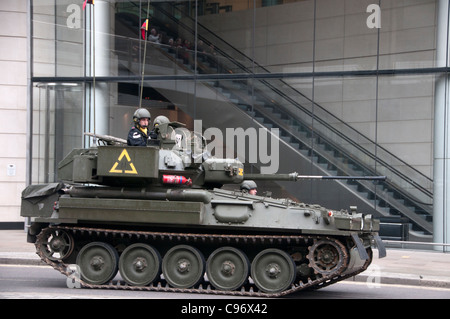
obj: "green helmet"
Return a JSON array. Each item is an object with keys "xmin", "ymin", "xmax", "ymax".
[
  {"xmin": 133, "ymin": 108, "xmax": 151, "ymax": 120},
  {"xmin": 240, "ymin": 180, "xmax": 257, "ymax": 192},
  {"xmin": 133, "ymin": 108, "xmax": 151, "ymax": 128},
  {"xmin": 153, "ymin": 115, "xmax": 170, "ymax": 128}
]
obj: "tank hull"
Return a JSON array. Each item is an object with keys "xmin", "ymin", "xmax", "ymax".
[{"xmin": 23, "ymin": 183, "xmax": 384, "ymax": 297}]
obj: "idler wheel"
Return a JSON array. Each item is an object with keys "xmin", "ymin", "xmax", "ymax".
[
  {"xmin": 76, "ymin": 242, "xmax": 119, "ymax": 285},
  {"xmin": 206, "ymin": 247, "xmax": 250, "ymax": 291},
  {"xmin": 250, "ymin": 248, "xmax": 296, "ymax": 293},
  {"xmin": 308, "ymin": 239, "xmax": 348, "ymax": 275},
  {"xmin": 119, "ymin": 243, "xmax": 161, "ymax": 286},
  {"xmin": 162, "ymin": 245, "xmax": 205, "ymax": 288},
  {"xmin": 39, "ymin": 228, "xmax": 74, "ymax": 261}
]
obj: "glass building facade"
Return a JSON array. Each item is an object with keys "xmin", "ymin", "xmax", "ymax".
[{"xmin": 28, "ymin": 0, "xmax": 450, "ymax": 248}]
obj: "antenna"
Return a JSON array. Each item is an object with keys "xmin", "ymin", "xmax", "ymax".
[
  {"xmin": 83, "ymin": 1, "xmax": 97, "ymax": 143},
  {"xmin": 92, "ymin": 3, "xmax": 96, "ymax": 137},
  {"xmin": 139, "ymin": 1, "xmax": 151, "ymax": 109}
]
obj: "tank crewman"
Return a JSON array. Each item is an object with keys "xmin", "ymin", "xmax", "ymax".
[
  {"xmin": 152, "ymin": 115, "xmax": 170, "ymax": 135},
  {"xmin": 127, "ymin": 108, "xmax": 158, "ymax": 146},
  {"xmin": 240, "ymin": 180, "xmax": 258, "ymax": 195}
]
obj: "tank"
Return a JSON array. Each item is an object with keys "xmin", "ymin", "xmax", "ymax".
[{"xmin": 21, "ymin": 121, "xmax": 386, "ymax": 297}]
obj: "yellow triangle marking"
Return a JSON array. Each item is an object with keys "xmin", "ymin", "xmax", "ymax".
[
  {"xmin": 124, "ymin": 163, "xmax": 138, "ymax": 174},
  {"xmin": 109, "ymin": 162, "xmax": 122, "ymax": 173},
  {"xmin": 109, "ymin": 149, "xmax": 138, "ymax": 174},
  {"xmin": 118, "ymin": 149, "xmax": 131, "ymax": 162}
]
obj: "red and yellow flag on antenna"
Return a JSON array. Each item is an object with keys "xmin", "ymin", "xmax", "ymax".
[
  {"xmin": 83, "ymin": 0, "xmax": 94, "ymax": 10},
  {"xmin": 141, "ymin": 19, "xmax": 149, "ymax": 40}
]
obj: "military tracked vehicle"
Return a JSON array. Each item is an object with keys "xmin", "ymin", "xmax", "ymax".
[{"xmin": 21, "ymin": 120, "xmax": 386, "ymax": 297}]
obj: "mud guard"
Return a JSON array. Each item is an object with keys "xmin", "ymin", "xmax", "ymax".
[
  {"xmin": 351, "ymin": 234, "xmax": 369, "ymax": 261},
  {"xmin": 373, "ymin": 234, "xmax": 387, "ymax": 258}
]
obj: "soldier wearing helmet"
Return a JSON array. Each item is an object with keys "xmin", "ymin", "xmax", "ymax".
[
  {"xmin": 240, "ymin": 180, "xmax": 258, "ymax": 195},
  {"xmin": 152, "ymin": 115, "xmax": 170, "ymax": 136},
  {"xmin": 127, "ymin": 108, "xmax": 157, "ymax": 146},
  {"xmin": 153, "ymin": 115, "xmax": 170, "ymax": 128}
]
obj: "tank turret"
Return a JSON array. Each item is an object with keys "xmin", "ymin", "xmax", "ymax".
[
  {"xmin": 64, "ymin": 130, "xmax": 386, "ymax": 189},
  {"xmin": 57, "ymin": 139, "xmax": 244, "ymax": 188},
  {"xmin": 21, "ymin": 122, "xmax": 386, "ymax": 297}
]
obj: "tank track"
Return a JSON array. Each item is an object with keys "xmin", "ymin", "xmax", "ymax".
[{"xmin": 35, "ymin": 225, "xmax": 372, "ymax": 297}]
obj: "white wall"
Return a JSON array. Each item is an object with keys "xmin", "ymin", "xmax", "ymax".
[{"xmin": 0, "ymin": 0, "xmax": 28, "ymax": 223}]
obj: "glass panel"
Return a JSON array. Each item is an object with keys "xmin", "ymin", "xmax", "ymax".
[
  {"xmin": 56, "ymin": 0, "xmax": 84, "ymax": 77},
  {"xmin": 379, "ymin": 0, "xmax": 437, "ymax": 69},
  {"xmin": 315, "ymin": 0, "xmax": 379, "ymax": 72},
  {"xmin": 253, "ymin": 0, "xmax": 314, "ymax": 73},
  {"xmin": 115, "ymin": 1, "xmax": 248, "ymax": 77},
  {"xmin": 32, "ymin": 0, "xmax": 85, "ymax": 77},
  {"xmin": 377, "ymin": 74, "xmax": 434, "ymax": 203},
  {"xmin": 32, "ymin": 83, "xmax": 83, "ymax": 184},
  {"xmin": 196, "ymin": 2, "xmax": 255, "ymax": 74},
  {"xmin": 32, "ymin": 0, "xmax": 57, "ymax": 77}
]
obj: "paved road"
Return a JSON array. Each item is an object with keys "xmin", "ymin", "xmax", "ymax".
[{"xmin": 1, "ymin": 264, "xmax": 449, "ymax": 300}]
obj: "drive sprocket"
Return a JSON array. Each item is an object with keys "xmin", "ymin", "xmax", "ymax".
[{"xmin": 307, "ymin": 238, "xmax": 348, "ymax": 275}]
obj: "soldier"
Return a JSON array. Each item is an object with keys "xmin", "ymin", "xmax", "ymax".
[
  {"xmin": 153, "ymin": 115, "xmax": 170, "ymax": 134},
  {"xmin": 240, "ymin": 180, "xmax": 258, "ymax": 195},
  {"xmin": 127, "ymin": 108, "xmax": 157, "ymax": 146}
]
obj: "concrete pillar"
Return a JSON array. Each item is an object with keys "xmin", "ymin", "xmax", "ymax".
[
  {"xmin": 85, "ymin": 0, "xmax": 111, "ymax": 138},
  {"xmin": 433, "ymin": 0, "xmax": 450, "ymax": 251}
]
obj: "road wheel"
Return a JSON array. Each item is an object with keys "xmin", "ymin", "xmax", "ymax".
[
  {"xmin": 206, "ymin": 247, "xmax": 249, "ymax": 291},
  {"xmin": 162, "ymin": 245, "xmax": 205, "ymax": 288},
  {"xmin": 251, "ymin": 248, "xmax": 296, "ymax": 293},
  {"xmin": 76, "ymin": 242, "xmax": 119, "ymax": 285},
  {"xmin": 119, "ymin": 243, "xmax": 161, "ymax": 286}
]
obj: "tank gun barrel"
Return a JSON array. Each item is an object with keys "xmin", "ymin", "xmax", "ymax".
[
  {"xmin": 244, "ymin": 172, "xmax": 387, "ymax": 182},
  {"xmin": 244, "ymin": 173, "xmax": 299, "ymax": 181}
]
